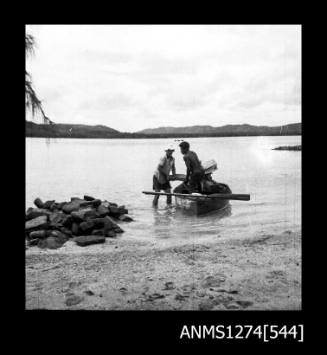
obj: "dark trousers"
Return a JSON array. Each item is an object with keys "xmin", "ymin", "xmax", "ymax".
[
  {"xmin": 153, "ymin": 176, "xmax": 172, "ymax": 204},
  {"xmin": 188, "ymin": 170, "xmax": 204, "ymax": 192},
  {"xmin": 173, "ymin": 170, "xmax": 204, "ymax": 194}
]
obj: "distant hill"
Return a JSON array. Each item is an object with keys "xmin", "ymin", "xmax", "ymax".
[
  {"xmin": 137, "ymin": 123, "xmax": 301, "ymax": 136},
  {"xmin": 26, "ymin": 121, "xmax": 301, "ymax": 138},
  {"xmin": 26, "ymin": 121, "xmax": 122, "ymax": 138}
]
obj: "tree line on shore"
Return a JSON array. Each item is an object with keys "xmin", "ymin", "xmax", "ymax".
[{"xmin": 26, "ymin": 121, "xmax": 302, "ymax": 139}]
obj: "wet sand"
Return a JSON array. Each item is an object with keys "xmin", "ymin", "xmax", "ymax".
[{"xmin": 25, "ymin": 230, "xmax": 301, "ymax": 310}]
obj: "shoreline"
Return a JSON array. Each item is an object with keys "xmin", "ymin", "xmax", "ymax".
[
  {"xmin": 26, "ymin": 134, "xmax": 302, "ymax": 139},
  {"xmin": 273, "ymin": 145, "xmax": 301, "ymax": 151},
  {"xmin": 26, "ymin": 229, "xmax": 301, "ymax": 310}
]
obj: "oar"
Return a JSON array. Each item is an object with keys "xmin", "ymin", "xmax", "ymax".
[{"xmin": 142, "ymin": 191, "xmax": 250, "ymax": 201}]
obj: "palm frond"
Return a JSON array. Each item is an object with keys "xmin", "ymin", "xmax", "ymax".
[
  {"xmin": 25, "ymin": 34, "xmax": 35, "ymax": 57},
  {"xmin": 25, "ymin": 75, "xmax": 43, "ymax": 117},
  {"xmin": 25, "ymin": 33, "xmax": 51, "ymax": 124}
]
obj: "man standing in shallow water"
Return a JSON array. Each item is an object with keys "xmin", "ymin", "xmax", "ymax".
[
  {"xmin": 175, "ymin": 141, "xmax": 204, "ymax": 193},
  {"xmin": 153, "ymin": 145, "xmax": 176, "ymax": 205}
]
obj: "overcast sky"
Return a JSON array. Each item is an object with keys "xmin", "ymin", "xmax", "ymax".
[{"xmin": 26, "ymin": 25, "xmax": 301, "ymax": 132}]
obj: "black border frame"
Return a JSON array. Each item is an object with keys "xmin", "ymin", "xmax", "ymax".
[{"xmin": 22, "ymin": 22, "xmax": 306, "ymax": 347}]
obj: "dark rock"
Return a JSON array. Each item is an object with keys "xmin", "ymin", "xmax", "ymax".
[
  {"xmin": 163, "ymin": 282, "xmax": 175, "ymax": 290},
  {"xmin": 60, "ymin": 227, "xmax": 73, "ymax": 237},
  {"xmin": 26, "ymin": 208, "xmax": 51, "ymax": 221},
  {"xmin": 84, "ymin": 195, "xmax": 96, "ymax": 201},
  {"xmin": 84, "ymin": 217, "xmax": 107, "ymax": 231},
  {"xmin": 101, "ymin": 201, "xmax": 110, "ymax": 208},
  {"xmin": 71, "ymin": 208, "xmax": 94, "ymax": 222},
  {"xmin": 97, "ymin": 204, "xmax": 109, "ymax": 217},
  {"xmin": 26, "ymin": 216, "xmax": 48, "ymax": 232},
  {"xmin": 62, "ymin": 200, "xmax": 84, "ymax": 214},
  {"xmin": 71, "ymin": 197, "xmax": 85, "ymax": 202},
  {"xmin": 216, "ymin": 289, "xmax": 239, "ymax": 294},
  {"xmin": 114, "ymin": 226, "xmax": 124, "ymax": 234},
  {"xmin": 48, "ymin": 230, "xmax": 68, "ymax": 243},
  {"xmin": 236, "ymin": 300, "xmax": 253, "ymax": 308},
  {"xmin": 84, "ymin": 209, "xmax": 98, "ymax": 220},
  {"xmin": 198, "ymin": 300, "xmax": 215, "ymax": 310},
  {"xmin": 196, "ymin": 291, "xmax": 206, "ymax": 297},
  {"xmin": 74, "ymin": 235, "xmax": 105, "ymax": 246},
  {"xmin": 92, "ymin": 229, "xmax": 105, "ymax": 236},
  {"xmin": 109, "ymin": 202, "xmax": 118, "ymax": 207},
  {"xmin": 65, "ymin": 294, "xmax": 84, "ymax": 306},
  {"xmin": 28, "ymin": 238, "xmax": 39, "ymax": 246},
  {"xmin": 118, "ymin": 214, "xmax": 133, "ymax": 222},
  {"xmin": 103, "ymin": 215, "xmax": 119, "ymax": 233},
  {"xmin": 108, "ymin": 205, "xmax": 120, "ymax": 216},
  {"xmin": 201, "ymin": 275, "xmax": 226, "ymax": 288},
  {"xmin": 49, "ymin": 202, "xmax": 58, "ymax": 211},
  {"xmin": 38, "ymin": 236, "xmax": 65, "ymax": 249},
  {"xmin": 147, "ymin": 293, "xmax": 165, "ymax": 301},
  {"xmin": 56, "ymin": 202, "xmax": 66, "ymax": 210},
  {"xmin": 71, "ymin": 222, "xmax": 80, "ymax": 236},
  {"xmin": 84, "ymin": 290, "xmax": 94, "ymax": 296},
  {"xmin": 34, "ymin": 198, "xmax": 44, "ymax": 208},
  {"xmin": 79, "ymin": 220, "xmax": 96, "ymax": 234},
  {"xmin": 29, "ymin": 230, "xmax": 47, "ymax": 239},
  {"xmin": 105, "ymin": 230, "xmax": 116, "ymax": 238},
  {"xmin": 62, "ymin": 215, "xmax": 73, "ymax": 228},
  {"xmin": 49, "ymin": 211, "xmax": 68, "ymax": 229},
  {"xmin": 118, "ymin": 206, "xmax": 128, "ymax": 214},
  {"xmin": 92, "ymin": 199, "xmax": 102, "ymax": 207},
  {"xmin": 225, "ymin": 303, "xmax": 240, "ymax": 310},
  {"xmin": 80, "ymin": 199, "xmax": 101, "ymax": 208},
  {"xmin": 91, "ymin": 217, "xmax": 106, "ymax": 228},
  {"xmin": 104, "ymin": 215, "xmax": 119, "ymax": 227},
  {"xmin": 43, "ymin": 200, "xmax": 56, "ymax": 209}
]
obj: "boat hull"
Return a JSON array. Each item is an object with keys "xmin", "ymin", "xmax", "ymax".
[{"xmin": 174, "ymin": 183, "xmax": 232, "ymax": 215}]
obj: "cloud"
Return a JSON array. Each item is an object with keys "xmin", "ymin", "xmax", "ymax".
[{"xmin": 26, "ymin": 25, "xmax": 301, "ymax": 130}]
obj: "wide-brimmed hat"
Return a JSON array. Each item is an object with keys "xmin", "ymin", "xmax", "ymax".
[{"xmin": 165, "ymin": 144, "xmax": 175, "ymax": 151}]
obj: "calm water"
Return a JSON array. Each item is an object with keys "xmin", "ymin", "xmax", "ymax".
[{"xmin": 26, "ymin": 136, "xmax": 301, "ymax": 243}]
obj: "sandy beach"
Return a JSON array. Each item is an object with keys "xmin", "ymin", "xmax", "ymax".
[{"xmin": 26, "ymin": 229, "xmax": 301, "ymax": 310}]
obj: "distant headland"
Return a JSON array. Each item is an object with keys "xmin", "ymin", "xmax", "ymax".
[
  {"xmin": 273, "ymin": 145, "xmax": 301, "ymax": 151},
  {"xmin": 26, "ymin": 121, "xmax": 301, "ymax": 139}
]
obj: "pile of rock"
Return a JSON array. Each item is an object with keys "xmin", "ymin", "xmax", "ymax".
[{"xmin": 25, "ymin": 195, "xmax": 133, "ymax": 249}]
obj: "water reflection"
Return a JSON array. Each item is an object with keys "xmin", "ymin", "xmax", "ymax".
[
  {"xmin": 152, "ymin": 205, "xmax": 175, "ymax": 223},
  {"xmin": 45, "ymin": 137, "xmax": 58, "ymax": 147},
  {"xmin": 202, "ymin": 203, "xmax": 232, "ymax": 219},
  {"xmin": 151, "ymin": 202, "xmax": 232, "ymax": 239}
]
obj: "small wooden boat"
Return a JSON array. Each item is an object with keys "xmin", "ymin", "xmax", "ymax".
[
  {"xmin": 143, "ymin": 183, "xmax": 250, "ymax": 216},
  {"xmin": 174, "ymin": 183, "xmax": 232, "ymax": 215}
]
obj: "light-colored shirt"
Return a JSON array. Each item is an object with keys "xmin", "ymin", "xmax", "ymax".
[{"xmin": 154, "ymin": 156, "xmax": 175, "ymax": 184}]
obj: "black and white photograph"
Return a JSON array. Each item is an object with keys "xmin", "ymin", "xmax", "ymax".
[{"xmin": 25, "ymin": 24, "xmax": 301, "ymax": 313}]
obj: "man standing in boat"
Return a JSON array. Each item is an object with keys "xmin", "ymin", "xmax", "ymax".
[
  {"xmin": 152, "ymin": 145, "xmax": 176, "ymax": 206},
  {"xmin": 175, "ymin": 141, "xmax": 204, "ymax": 193}
]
